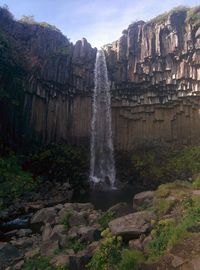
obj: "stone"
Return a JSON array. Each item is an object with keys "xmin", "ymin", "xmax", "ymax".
[
  {"xmin": 40, "ymin": 240, "xmax": 59, "ymax": 256},
  {"xmin": 171, "ymin": 255, "xmax": 186, "ymax": 268},
  {"xmin": 87, "ymin": 241, "xmax": 99, "ymax": 256},
  {"xmin": 11, "ymin": 238, "xmax": 33, "ymax": 249},
  {"xmin": 108, "ymin": 202, "xmax": 133, "ymax": 218},
  {"xmin": 133, "ymin": 191, "xmax": 154, "ymax": 209},
  {"xmin": 69, "ymin": 212, "xmax": 87, "ymax": 227},
  {"xmin": 77, "ymin": 225, "xmax": 101, "ymax": 242},
  {"xmin": 129, "ymin": 239, "xmax": 143, "ymax": 251},
  {"xmin": 109, "ymin": 211, "xmax": 156, "ymax": 239},
  {"xmin": 24, "ymin": 248, "xmax": 40, "ymax": 259},
  {"xmin": 16, "ymin": 229, "xmax": 32, "ymax": 237},
  {"xmin": 69, "ymin": 250, "xmax": 91, "ymax": 270},
  {"xmin": 13, "ymin": 260, "xmax": 24, "ymax": 270},
  {"xmin": 50, "ymin": 254, "xmax": 69, "ymax": 267},
  {"xmin": 31, "ymin": 207, "xmax": 57, "ymax": 224},
  {"xmin": 42, "ymin": 223, "xmax": 52, "ymax": 241},
  {"xmin": 0, "ymin": 242, "xmax": 21, "ymax": 265}
]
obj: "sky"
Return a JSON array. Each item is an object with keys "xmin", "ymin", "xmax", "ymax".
[{"xmin": 0, "ymin": 0, "xmax": 199, "ymax": 48}]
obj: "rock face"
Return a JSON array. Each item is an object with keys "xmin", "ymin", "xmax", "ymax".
[
  {"xmin": 0, "ymin": 6, "xmax": 200, "ymax": 149},
  {"xmin": 104, "ymin": 7, "xmax": 200, "ymax": 149}
]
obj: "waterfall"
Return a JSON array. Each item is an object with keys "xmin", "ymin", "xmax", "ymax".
[{"xmin": 90, "ymin": 49, "xmax": 116, "ymax": 187}]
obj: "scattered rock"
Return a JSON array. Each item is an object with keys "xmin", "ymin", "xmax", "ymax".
[
  {"xmin": 31, "ymin": 207, "xmax": 57, "ymax": 224},
  {"xmin": 40, "ymin": 240, "xmax": 59, "ymax": 256},
  {"xmin": 16, "ymin": 229, "xmax": 32, "ymax": 238},
  {"xmin": 109, "ymin": 211, "xmax": 156, "ymax": 239},
  {"xmin": 171, "ymin": 255, "xmax": 186, "ymax": 268},
  {"xmin": 0, "ymin": 242, "xmax": 22, "ymax": 266},
  {"xmin": 50, "ymin": 254, "xmax": 69, "ymax": 268},
  {"xmin": 24, "ymin": 248, "xmax": 40, "ymax": 259},
  {"xmin": 133, "ymin": 191, "xmax": 154, "ymax": 210},
  {"xmin": 69, "ymin": 212, "xmax": 87, "ymax": 227},
  {"xmin": 108, "ymin": 202, "xmax": 133, "ymax": 218},
  {"xmin": 42, "ymin": 223, "xmax": 52, "ymax": 241},
  {"xmin": 13, "ymin": 260, "xmax": 24, "ymax": 270},
  {"xmin": 69, "ymin": 250, "xmax": 91, "ymax": 270}
]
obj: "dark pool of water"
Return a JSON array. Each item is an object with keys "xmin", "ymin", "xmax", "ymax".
[{"xmin": 73, "ymin": 184, "xmax": 143, "ymax": 210}]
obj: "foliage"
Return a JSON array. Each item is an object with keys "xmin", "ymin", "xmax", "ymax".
[
  {"xmin": 22, "ymin": 255, "xmax": 68, "ymax": 270},
  {"xmin": 118, "ymin": 249, "xmax": 145, "ymax": 270},
  {"xmin": 148, "ymin": 6, "xmax": 188, "ymax": 24},
  {"xmin": 129, "ymin": 144, "xmax": 200, "ymax": 186},
  {"xmin": 27, "ymin": 143, "xmax": 89, "ymax": 190},
  {"xmin": 148, "ymin": 198, "xmax": 200, "ymax": 260},
  {"xmin": 88, "ymin": 229, "xmax": 122, "ymax": 270},
  {"xmin": 153, "ymin": 198, "xmax": 175, "ymax": 216},
  {"xmin": 61, "ymin": 211, "xmax": 73, "ymax": 230},
  {"xmin": 99, "ymin": 211, "xmax": 115, "ymax": 230},
  {"xmin": 192, "ymin": 175, "xmax": 200, "ymax": 189},
  {"xmin": 68, "ymin": 239, "xmax": 87, "ymax": 253},
  {"xmin": 0, "ymin": 155, "xmax": 37, "ymax": 209}
]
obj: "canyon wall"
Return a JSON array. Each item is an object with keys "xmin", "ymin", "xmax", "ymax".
[{"xmin": 0, "ymin": 6, "xmax": 200, "ymax": 150}]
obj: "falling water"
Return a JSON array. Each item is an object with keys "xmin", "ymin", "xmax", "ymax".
[{"xmin": 90, "ymin": 49, "xmax": 116, "ymax": 187}]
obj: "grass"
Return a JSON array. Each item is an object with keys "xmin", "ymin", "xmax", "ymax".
[{"xmin": 118, "ymin": 249, "xmax": 145, "ymax": 270}]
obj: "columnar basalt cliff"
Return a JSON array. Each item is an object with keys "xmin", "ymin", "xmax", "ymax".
[
  {"xmin": 0, "ymin": 7, "xmax": 96, "ymax": 146},
  {"xmin": 104, "ymin": 7, "xmax": 200, "ymax": 149},
  {"xmin": 0, "ymin": 6, "xmax": 199, "ymax": 150}
]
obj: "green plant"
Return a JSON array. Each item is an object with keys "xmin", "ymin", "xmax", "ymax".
[
  {"xmin": 192, "ymin": 175, "xmax": 200, "ymax": 189},
  {"xmin": 0, "ymin": 155, "xmax": 37, "ymax": 208},
  {"xmin": 88, "ymin": 228, "xmax": 122, "ymax": 270},
  {"xmin": 69, "ymin": 239, "xmax": 87, "ymax": 253},
  {"xmin": 22, "ymin": 255, "xmax": 69, "ymax": 270},
  {"xmin": 153, "ymin": 198, "xmax": 175, "ymax": 215},
  {"xmin": 118, "ymin": 249, "xmax": 145, "ymax": 270},
  {"xmin": 99, "ymin": 211, "xmax": 115, "ymax": 230},
  {"xmin": 61, "ymin": 211, "xmax": 73, "ymax": 230}
]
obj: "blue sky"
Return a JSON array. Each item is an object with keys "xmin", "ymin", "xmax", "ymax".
[{"xmin": 0, "ymin": 0, "xmax": 199, "ymax": 48}]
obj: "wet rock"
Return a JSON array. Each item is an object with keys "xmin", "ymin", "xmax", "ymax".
[
  {"xmin": 108, "ymin": 202, "xmax": 133, "ymax": 218},
  {"xmin": 109, "ymin": 211, "xmax": 156, "ymax": 239}
]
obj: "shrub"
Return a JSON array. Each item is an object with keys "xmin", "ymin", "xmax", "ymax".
[
  {"xmin": 68, "ymin": 239, "xmax": 87, "ymax": 253},
  {"xmin": 0, "ymin": 155, "xmax": 36, "ymax": 208},
  {"xmin": 192, "ymin": 175, "xmax": 200, "ymax": 189},
  {"xmin": 88, "ymin": 228, "xmax": 122, "ymax": 270},
  {"xmin": 118, "ymin": 249, "xmax": 145, "ymax": 270},
  {"xmin": 99, "ymin": 211, "xmax": 115, "ymax": 230},
  {"xmin": 27, "ymin": 143, "xmax": 89, "ymax": 191},
  {"xmin": 61, "ymin": 211, "xmax": 73, "ymax": 230}
]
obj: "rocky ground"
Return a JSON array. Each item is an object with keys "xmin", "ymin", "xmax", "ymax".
[{"xmin": 1, "ymin": 180, "xmax": 200, "ymax": 270}]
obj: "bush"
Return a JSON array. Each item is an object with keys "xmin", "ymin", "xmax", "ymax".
[
  {"xmin": 0, "ymin": 155, "xmax": 37, "ymax": 208},
  {"xmin": 27, "ymin": 144, "xmax": 89, "ymax": 191},
  {"xmin": 88, "ymin": 228, "xmax": 122, "ymax": 270},
  {"xmin": 61, "ymin": 210, "xmax": 73, "ymax": 230},
  {"xmin": 118, "ymin": 249, "xmax": 145, "ymax": 270}
]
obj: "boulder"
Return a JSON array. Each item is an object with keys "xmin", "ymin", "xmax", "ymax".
[
  {"xmin": 40, "ymin": 240, "xmax": 59, "ymax": 256},
  {"xmin": 50, "ymin": 254, "xmax": 69, "ymax": 268},
  {"xmin": 42, "ymin": 223, "xmax": 52, "ymax": 241},
  {"xmin": 69, "ymin": 250, "xmax": 91, "ymax": 270},
  {"xmin": 77, "ymin": 225, "xmax": 101, "ymax": 242},
  {"xmin": 109, "ymin": 211, "xmax": 156, "ymax": 239},
  {"xmin": 31, "ymin": 207, "xmax": 57, "ymax": 224},
  {"xmin": 108, "ymin": 202, "xmax": 133, "ymax": 218},
  {"xmin": 0, "ymin": 242, "xmax": 22, "ymax": 266},
  {"xmin": 16, "ymin": 229, "xmax": 32, "ymax": 237},
  {"xmin": 69, "ymin": 212, "xmax": 87, "ymax": 227},
  {"xmin": 133, "ymin": 191, "xmax": 154, "ymax": 209}
]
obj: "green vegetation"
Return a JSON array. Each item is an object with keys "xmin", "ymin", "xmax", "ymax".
[
  {"xmin": 19, "ymin": 15, "xmax": 60, "ymax": 31},
  {"xmin": 61, "ymin": 211, "xmax": 73, "ymax": 230},
  {"xmin": 148, "ymin": 197, "xmax": 200, "ymax": 261},
  {"xmin": 22, "ymin": 255, "xmax": 68, "ymax": 270},
  {"xmin": 148, "ymin": 6, "xmax": 188, "ymax": 24},
  {"xmin": 99, "ymin": 211, "xmax": 115, "ymax": 230},
  {"xmin": 192, "ymin": 175, "xmax": 200, "ymax": 189},
  {"xmin": 28, "ymin": 143, "xmax": 89, "ymax": 191},
  {"xmin": 118, "ymin": 249, "xmax": 145, "ymax": 270},
  {"xmin": 0, "ymin": 155, "xmax": 37, "ymax": 209},
  {"xmin": 128, "ymin": 144, "xmax": 200, "ymax": 186},
  {"xmin": 68, "ymin": 239, "xmax": 87, "ymax": 253},
  {"xmin": 88, "ymin": 229, "xmax": 122, "ymax": 270}
]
